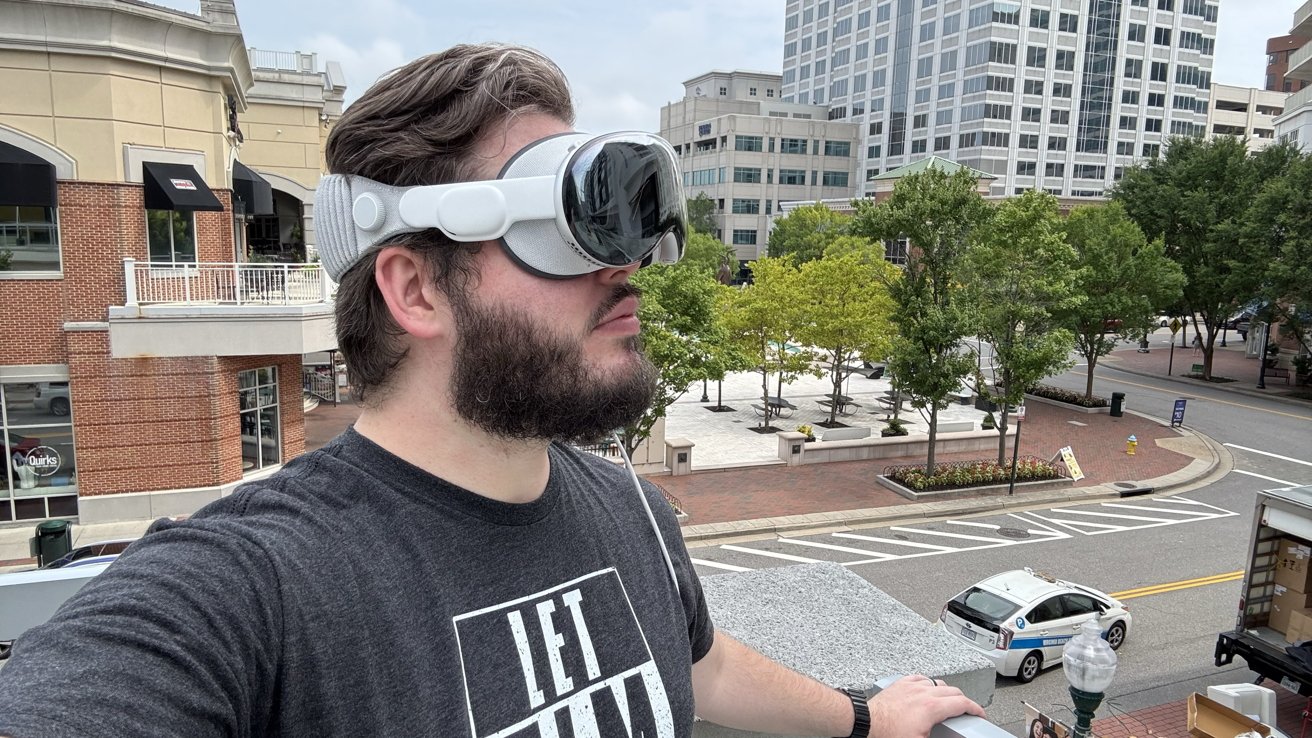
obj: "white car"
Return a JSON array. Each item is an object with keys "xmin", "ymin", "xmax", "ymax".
[
  {"xmin": 32, "ymin": 381, "xmax": 70, "ymax": 417},
  {"xmin": 939, "ymin": 568, "xmax": 1131, "ymax": 683}
]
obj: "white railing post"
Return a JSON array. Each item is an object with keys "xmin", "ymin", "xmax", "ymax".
[
  {"xmin": 123, "ymin": 258, "xmax": 138, "ymax": 306},
  {"xmin": 320, "ymin": 265, "xmax": 330, "ymax": 302},
  {"xmin": 282, "ymin": 263, "xmax": 290, "ymax": 303},
  {"xmin": 183, "ymin": 263, "xmax": 192, "ymax": 303},
  {"xmin": 233, "ymin": 262, "xmax": 243, "ymax": 305}
]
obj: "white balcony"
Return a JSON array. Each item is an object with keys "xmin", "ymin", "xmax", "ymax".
[
  {"xmin": 108, "ymin": 259, "xmax": 338, "ymax": 358},
  {"xmin": 1296, "ymin": 0, "xmax": 1312, "ymax": 37},
  {"xmin": 1290, "ymin": 41, "xmax": 1312, "ymax": 83}
]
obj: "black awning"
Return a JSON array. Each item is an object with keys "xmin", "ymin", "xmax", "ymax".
[
  {"xmin": 0, "ymin": 141, "xmax": 57, "ymax": 207},
  {"xmin": 142, "ymin": 161, "xmax": 224, "ymax": 212},
  {"xmin": 232, "ymin": 160, "xmax": 274, "ymax": 215}
]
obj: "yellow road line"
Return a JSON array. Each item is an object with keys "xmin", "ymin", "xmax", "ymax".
[
  {"xmin": 1094, "ymin": 374, "xmax": 1312, "ymax": 421},
  {"xmin": 1110, "ymin": 570, "xmax": 1244, "ymax": 600}
]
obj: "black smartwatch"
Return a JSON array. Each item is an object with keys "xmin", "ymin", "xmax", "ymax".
[{"xmin": 835, "ymin": 687, "xmax": 871, "ymax": 738}]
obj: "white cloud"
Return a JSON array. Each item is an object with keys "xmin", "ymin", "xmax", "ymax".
[{"xmin": 297, "ymin": 34, "xmax": 408, "ymax": 95}]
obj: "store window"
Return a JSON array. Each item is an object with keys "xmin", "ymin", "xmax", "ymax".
[
  {"xmin": 2, "ymin": 380, "xmax": 77, "ymax": 521},
  {"xmin": 146, "ymin": 210, "xmax": 197, "ymax": 264},
  {"xmin": 239, "ymin": 367, "xmax": 280, "ymax": 472}
]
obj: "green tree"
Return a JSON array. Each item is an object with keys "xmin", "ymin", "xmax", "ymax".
[
  {"xmin": 1113, "ymin": 137, "xmax": 1300, "ymax": 378},
  {"xmin": 686, "ymin": 192, "xmax": 718, "ymax": 234},
  {"xmin": 1242, "ymin": 150, "xmax": 1312, "ymax": 356},
  {"xmin": 622, "ymin": 263, "xmax": 738, "ymax": 455},
  {"xmin": 719, "ymin": 257, "xmax": 820, "ymax": 427},
  {"xmin": 1058, "ymin": 203, "xmax": 1185, "ymax": 400},
  {"xmin": 767, "ymin": 202, "xmax": 851, "ymax": 264},
  {"xmin": 793, "ymin": 250, "xmax": 899, "ymax": 424},
  {"xmin": 851, "ymin": 168, "xmax": 989, "ymax": 473},
  {"xmin": 679, "ymin": 230, "xmax": 736, "ymax": 279},
  {"xmin": 966, "ymin": 190, "xmax": 1080, "ymax": 464}
]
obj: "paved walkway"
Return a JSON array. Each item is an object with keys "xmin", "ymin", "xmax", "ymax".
[
  {"xmin": 1092, "ymin": 679, "xmax": 1307, "ymax": 738},
  {"xmin": 1103, "ymin": 326, "xmax": 1308, "ymax": 401}
]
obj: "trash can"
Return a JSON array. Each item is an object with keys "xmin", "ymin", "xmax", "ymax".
[
  {"xmin": 32, "ymin": 520, "xmax": 72, "ymax": 567},
  {"xmin": 1110, "ymin": 392, "xmax": 1126, "ymax": 418}
]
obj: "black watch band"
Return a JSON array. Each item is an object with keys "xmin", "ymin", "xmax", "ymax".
[{"xmin": 836, "ymin": 687, "xmax": 871, "ymax": 738}]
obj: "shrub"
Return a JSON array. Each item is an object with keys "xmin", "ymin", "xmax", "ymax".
[
  {"xmin": 1027, "ymin": 383, "xmax": 1108, "ymax": 408},
  {"xmin": 884, "ymin": 456, "xmax": 1064, "ymax": 492},
  {"xmin": 881, "ymin": 418, "xmax": 909, "ymax": 437}
]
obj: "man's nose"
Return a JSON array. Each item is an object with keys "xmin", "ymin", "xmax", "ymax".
[{"xmin": 593, "ymin": 261, "xmax": 642, "ymax": 285}]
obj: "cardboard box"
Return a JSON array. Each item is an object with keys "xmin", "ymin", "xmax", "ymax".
[
  {"xmin": 1270, "ymin": 585, "xmax": 1312, "ymax": 635},
  {"xmin": 1275, "ymin": 538, "xmax": 1312, "ymax": 592},
  {"xmin": 1187, "ymin": 693, "xmax": 1272, "ymax": 738},
  {"xmin": 1288, "ymin": 608, "xmax": 1312, "ymax": 644}
]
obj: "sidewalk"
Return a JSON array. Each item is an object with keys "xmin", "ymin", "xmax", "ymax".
[{"xmin": 1104, "ymin": 328, "xmax": 1309, "ymax": 402}]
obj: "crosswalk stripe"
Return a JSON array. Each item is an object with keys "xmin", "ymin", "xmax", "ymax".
[
  {"xmin": 1099, "ymin": 502, "xmax": 1216, "ymax": 518},
  {"xmin": 719, "ymin": 545, "xmax": 821, "ymax": 564},
  {"xmin": 1049, "ymin": 509, "xmax": 1174, "ymax": 523},
  {"xmin": 888, "ymin": 526, "xmax": 1010, "ymax": 543},
  {"xmin": 946, "ymin": 521, "xmax": 1001, "ymax": 530},
  {"xmin": 779, "ymin": 539, "xmax": 898, "ymax": 559},
  {"xmin": 690, "ymin": 558, "xmax": 751, "ymax": 572},
  {"xmin": 1042, "ymin": 518, "xmax": 1128, "ymax": 531},
  {"xmin": 1232, "ymin": 469, "xmax": 1301, "ymax": 487},
  {"xmin": 832, "ymin": 533, "xmax": 957, "ymax": 551}
]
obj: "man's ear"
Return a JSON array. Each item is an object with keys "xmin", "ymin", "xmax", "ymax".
[{"xmin": 373, "ymin": 246, "xmax": 449, "ymax": 339}]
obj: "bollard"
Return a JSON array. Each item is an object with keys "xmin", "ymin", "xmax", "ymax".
[{"xmin": 1126, "ymin": 435, "xmax": 1138, "ymax": 456}]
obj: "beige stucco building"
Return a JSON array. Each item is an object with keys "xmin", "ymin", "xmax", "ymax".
[{"xmin": 1205, "ymin": 83, "xmax": 1287, "ymax": 152}]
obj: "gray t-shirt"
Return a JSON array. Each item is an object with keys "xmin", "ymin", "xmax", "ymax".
[{"xmin": 0, "ymin": 429, "xmax": 714, "ymax": 737}]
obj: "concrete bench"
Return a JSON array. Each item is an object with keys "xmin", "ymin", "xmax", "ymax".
[
  {"xmin": 1264, "ymin": 366, "xmax": 1291, "ymax": 384},
  {"xmin": 820, "ymin": 426, "xmax": 872, "ymax": 442},
  {"xmin": 935, "ymin": 420, "xmax": 975, "ymax": 434},
  {"xmin": 950, "ymin": 390, "xmax": 972, "ymax": 405}
]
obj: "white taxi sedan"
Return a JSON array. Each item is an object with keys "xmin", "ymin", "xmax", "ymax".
[{"xmin": 939, "ymin": 568, "xmax": 1131, "ymax": 683}]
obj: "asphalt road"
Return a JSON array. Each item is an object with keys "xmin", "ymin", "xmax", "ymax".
[{"xmin": 690, "ymin": 338, "xmax": 1312, "ymax": 736}]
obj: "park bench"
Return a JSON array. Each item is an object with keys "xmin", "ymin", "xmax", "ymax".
[
  {"xmin": 1264, "ymin": 366, "xmax": 1292, "ymax": 385},
  {"xmin": 844, "ymin": 364, "xmax": 886, "ymax": 379},
  {"xmin": 817, "ymin": 398, "xmax": 863, "ymax": 416},
  {"xmin": 819, "ymin": 426, "xmax": 872, "ymax": 442}
]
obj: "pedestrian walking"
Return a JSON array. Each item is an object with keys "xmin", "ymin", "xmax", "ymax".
[
  {"xmin": 1192, "ymin": 333, "xmax": 1202, "ymax": 355},
  {"xmin": 0, "ymin": 43, "xmax": 982, "ymax": 738}
]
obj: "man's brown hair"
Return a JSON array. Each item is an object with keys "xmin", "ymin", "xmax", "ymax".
[{"xmin": 324, "ymin": 43, "xmax": 575, "ymax": 401}]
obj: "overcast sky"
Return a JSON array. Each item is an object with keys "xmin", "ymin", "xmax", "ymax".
[{"xmin": 166, "ymin": 0, "xmax": 1303, "ymax": 132}]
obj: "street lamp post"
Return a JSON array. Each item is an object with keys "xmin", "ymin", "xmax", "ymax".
[
  {"xmin": 1063, "ymin": 619, "xmax": 1119, "ymax": 738},
  {"xmin": 700, "ymin": 379, "xmax": 710, "ymax": 403},
  {"xmin": 1257, "ymin": 321, "xmax": 1268, "ymax": 390}
]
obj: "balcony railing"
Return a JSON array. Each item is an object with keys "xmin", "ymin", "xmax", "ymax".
[
  {"xmin": 123, "ymin": 259, "xmax": 333, "ymax": 307},
  {"xmin": 1285, "ymin": 84, "xmax": 1312, "ymax": 118},
  {"xmin": 1296, "ymin": 0, "xmax": 1312, "ymax": 37},
  {"xmin": 248, "ymin": 49, "xmax": 317, "ymax": 73},
  {"xmin": 1290, "ymin": 42, "xmax": 1312, "ymax": 83}
]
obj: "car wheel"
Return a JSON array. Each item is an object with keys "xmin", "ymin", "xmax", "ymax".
[
  {"xmin": 1106, "ymin": 621, "xmax": 1127, "ymax": 651},
  {"xmin": 1015, "ymin": 651, "xmax": 1042, "ymax": 683},
  {"xmin": 50, "ymin": 397, "xmax": 70, "ymax": 416}
]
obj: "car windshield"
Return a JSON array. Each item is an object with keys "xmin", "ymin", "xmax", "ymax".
[{"xmin": 952, "ymin": 587, "xmax": 1021, "ymax": 622}]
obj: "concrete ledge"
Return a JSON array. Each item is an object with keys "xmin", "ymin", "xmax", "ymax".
[
  {"xmin": 695, "ymin": 563, "xmax": 997, "ymax": 737},
  {"xmin": 798, "ymin": 427, "xmax": 1014, "ymax": 465},
  {"xmin": 875, "ymin": 474, "xmax": 1076, "ymax": 501}
]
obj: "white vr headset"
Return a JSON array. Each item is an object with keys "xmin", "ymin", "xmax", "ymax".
[{"xmin": 314, "ymin": 131, "xmax": 688, "ymax": 282}]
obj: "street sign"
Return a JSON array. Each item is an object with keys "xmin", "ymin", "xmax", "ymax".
[
  {"xmin": 1169, "ymin": 317, "xmax": 1182, "ymax": 335},
  {"xmin": 1057, "ymin": 446, "xmax": 1085, "ymax": 482},
  {"xmin": 1015, "ymin": 404, "xmax": 1026, "ymax": 422},
  {"xmin": 1171, "ymin": 399, "xmax": 1187, "ymax": 427}
]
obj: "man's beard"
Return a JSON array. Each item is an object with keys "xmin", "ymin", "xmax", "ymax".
[{"xmin": 448, "ymin": 284, "xmax": 657, "ymax": 443}]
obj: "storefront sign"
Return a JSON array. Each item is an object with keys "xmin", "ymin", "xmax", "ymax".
[{"xmin": 24, "ymin": 446, "xmax": 62, "ymax": 477}]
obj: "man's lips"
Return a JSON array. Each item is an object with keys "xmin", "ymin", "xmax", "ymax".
[{"xmin": 596, "ymin": 296, "xmax": 639, "ymax": 329}]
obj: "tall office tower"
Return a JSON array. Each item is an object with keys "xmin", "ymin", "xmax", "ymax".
[
  {"xmin": 660, "ymin": 70, "xmax": 861, "ymax": 261},
  {"xmin": 781, "ymin": 0, "xmax": 1219, "ymax": 199}
]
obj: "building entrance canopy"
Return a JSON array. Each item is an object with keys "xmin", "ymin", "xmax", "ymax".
[
  {"xmin": 0, "ymin": 142, "xmax": 57, "ymax": 207},
  {"xmin": 142, "ymin": 162, "xmax": 224, "ymax": 212}
]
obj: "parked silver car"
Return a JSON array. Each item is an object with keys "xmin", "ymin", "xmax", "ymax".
[{"xmin": 32, "ymin": 382, "xmax": 70, "ymax": 417}]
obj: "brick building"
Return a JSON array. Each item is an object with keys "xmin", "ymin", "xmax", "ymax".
[{"xmin": 0, "ymin": 0, "xmax": 344, "ymax": 523}]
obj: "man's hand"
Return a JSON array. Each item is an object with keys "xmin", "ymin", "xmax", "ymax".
[{"xmin": 867, "ymin": 674, "xmax": 987, "ymax": 738}]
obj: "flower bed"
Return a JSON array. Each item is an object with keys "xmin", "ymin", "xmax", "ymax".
[
  {"xmin": 883, "ymin": 456, "xmax": 1066, "ymax": 492},
  {"xmin": 1027, "ymin": 383, "xmax": 1108, "ymax": 408}
]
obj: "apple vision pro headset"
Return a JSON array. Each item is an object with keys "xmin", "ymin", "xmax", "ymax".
[{"xmin": 314, "ymin": 130, "xmax": 690, "ymax": 594}]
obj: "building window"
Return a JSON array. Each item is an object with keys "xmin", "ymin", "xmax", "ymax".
[
  {"xmin": 1154, "ymin": 27, "xmax": 1172, "ymax": 46},
  {"xmin": 1144, "ymin": 118, "xmax": 1163, "ymax": 133},
  {"xmin": 239, "ymin": 367, "xmax": 280, "ymax": 472},
  {"xmin": 1027, "ymin": 47, "xmax": 1047, "ymax": 68},
  {"xmin": 1, "ymin": 379, "xmax": 78, "ymax": 521},
  {"xmin": 821, "ymin": 171, "xmax": 850, "ymax": 187},
  {"xmin": 735, "ymin": 135, "xmax": 764, "ymax": 152},
  {"xmin": 1045, "ymin": 162, "xmax": 1066, "ymax": 177},
  {"xmin": 1018, "ymin": 134, "xmax": 1039, "ymax": 149},
  {"xmin": 749, "ymin": 87, "xmax": 758, "ymax": 96},
  {"xmin": 910, "ymin": 140, "xmax": 927, "ymax": 154},
  {"xmin": 1122, "ymin": 90, "xmax": 1140, "ymax": 104},
  {"xmin": 0, "ymin": 206, "xmax": 61, "ymax": 273},
  {"xmin": 1048, "ymin": 137, "xmax": 1068, "ymax": 151},
  {"xmin": 731, "ymin": 229, "xmax": 758, "ymax": 245},
  {"xmin": 1024, "ymin": 79, "xmax": 1044, "ymax": 95},
  {"xmin": 1127, "ymin": 24, "xmax": 1146, "ymax": 43},
  {"xmin": 731, "ymin": 199, "xmax": 760, "ymax": 214},
  {"xmin": 1119, "ymin": 115, "xmax": 1138, "ymax": 130},
  {"xmin": 1054, "ymin": 50, "xmax": 1075, "ymax": 72},
  {"xmin": 884, "ymin": 237, "xmax": 909, "ymax": 266},
  {"xmin": 1022, "ymin": 107, "xmax": 1042, "ymax": 122},
  {"xmin": 1016, "ymin": 161, "xmax": 1037, "ymax": 176},
  {"xmin": 1150, "ymin": 62, "xmax": 1169, "ymax": 82},
  {"xmin": 824, "ymin": 141, "xmax": 852, "ymax": 157},
  {"xmin": 1051, "ymin": 110, "xmax": 1071, "ymax": 125},
  {"xmin": 1142, "ymin": 143, "xmax": 1161, "ymax": 157},
  {"xmin": 733, "ymin": 167, "xmax": 762, "ymax": 184},
  {"xmin": 934, "ymin": 135, "xmax": 952, "ymax": 151},
  {"xmin": 780, "ymin": 137, "xmax": 808, "ymax": 155},
  {"xmin": 147, "ymin": 210, "xmax": 197, "ymax": 264},
  {"xmin": 912, "ymin": 114, "xmax": 928, "ymax": 129},
  {"xmin": 1052, "ymin": 83, "xmax": 1073, "ymax": 98},
  {"xmin": 779, "ymin": 169, "xmax": 807, "ymax": 185},
  {"xmin": 1057, "ymin": 13, "xmax": 1078, "ymax": 32},
  {"xmin": 1124, "ymin": 59, "xmax": 1143, "ymax": 79},
  {"xmin": 1030, "ymin": 9, "xmax": 1049, "ymax": 28},
  {"xmin": 1147, "ymin": 92, "xmax": 1165, "ymax": 108}
]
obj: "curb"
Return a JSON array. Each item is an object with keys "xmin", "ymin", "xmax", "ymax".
[
  {"xmin": 1102, "ymin": 356, "xmax": 1310, "ymax": 406},
  {"xmin": 681, "ymin": 419, "xmax": 1230, "ymax": 546}
]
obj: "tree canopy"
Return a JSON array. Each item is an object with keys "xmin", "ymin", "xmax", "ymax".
[
  {"xmin": 686, "ymin": 192, "xmax": 718, "ymax": 235},
  {"xmin": 767, "ymin": 202, "xmax": 852, "ymax": 264}
]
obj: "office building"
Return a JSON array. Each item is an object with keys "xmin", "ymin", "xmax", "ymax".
[
  {"xmin": 0, "ymin": 0, "xmax": 343, "ymax": 522},
  {"xmin": 1275, "ymin": 2, "xmax": 1312, "ymax": 150},
  {"xmin": 781, "ymin": 0, "xmax": 1219, "ymax": 198},
  {"xmin": 659, "ymin": 70, "xmax": 861, "ymax": 260},
  {"xmin": 1205, "ymin": 84, "xmax": 1286, "ymax": 152}
]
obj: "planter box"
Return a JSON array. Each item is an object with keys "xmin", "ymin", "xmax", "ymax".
[
  {"xmin": 781, "ymin": 427, "xmax": 1014, "ymax": 465},
  {"xmin": 1023, "ymin": 392, "xmax": 1110, "ymax": 414},
  {"xmin": 875, "ymin": 473, "xmax": 1075, "ymax": 502}
]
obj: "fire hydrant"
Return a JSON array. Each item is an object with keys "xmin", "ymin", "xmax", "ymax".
[{"xmin": 1126, "ymin": 435, "xmax": 1138, "ymax": 455}]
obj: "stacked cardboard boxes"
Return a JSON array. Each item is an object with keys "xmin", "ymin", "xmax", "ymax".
[{"xmin": 1272, "ymin": 537, "xmax": 1312, "ymax": 643}]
